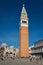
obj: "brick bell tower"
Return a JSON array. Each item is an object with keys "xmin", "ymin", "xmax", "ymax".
[{"xmin": 19, "ymin": 5, "xmax": 29, "ymax": 57}]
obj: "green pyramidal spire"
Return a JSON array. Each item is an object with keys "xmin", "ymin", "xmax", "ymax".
[{"xmin": 21, "ymin": 4, "xmax": 27, "ymax": 14}]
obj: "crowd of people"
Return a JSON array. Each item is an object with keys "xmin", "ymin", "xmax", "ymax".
[{"xmin": 29, "ymin": 55, "xmax": 42, "ymax": 62}]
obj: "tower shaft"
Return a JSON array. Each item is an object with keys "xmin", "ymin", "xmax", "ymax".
[{"xmin": 19, "ymin": 27, "xmax": 29, "ymax": 57}]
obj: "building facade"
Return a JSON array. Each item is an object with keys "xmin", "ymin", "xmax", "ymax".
[
  {"xmin": 0, "ymin": 43, "xmax": 16, "ymax": 58},
  {"xmin": 31, "ymin": 39, "xmax": 43, "ymax": 58}
]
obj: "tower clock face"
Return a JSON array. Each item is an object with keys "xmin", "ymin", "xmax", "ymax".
[{"xmin": 22, "ymin": 21, "xmax": 27, "ymax": 24}]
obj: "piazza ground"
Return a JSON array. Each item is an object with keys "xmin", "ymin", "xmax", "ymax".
[{"xmin": 0, "ymin": 58, "xmax": 43, "ymax": 65}]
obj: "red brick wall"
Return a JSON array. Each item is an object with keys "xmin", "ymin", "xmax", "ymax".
[{"xmin": 19, "ymin": 26, "xmax": 29, "ymax": 57}]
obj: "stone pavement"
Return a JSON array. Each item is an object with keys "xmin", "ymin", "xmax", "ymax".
[{"xmin": 0, "ymin": 58, "xmax": 43, "ymax": 65}]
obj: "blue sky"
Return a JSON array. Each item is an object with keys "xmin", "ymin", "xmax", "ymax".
[{"xmin": 0, "ymin": 0, "xmax": 43, "ymax": 48}]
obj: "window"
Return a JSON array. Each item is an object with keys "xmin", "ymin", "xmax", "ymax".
[
  {"xmin": 22, "ymin": 21, "xmax": 27, "ymax": 23},
  {"xmin": 10, "ymin": 52, "xmax": 12, "ymax": 54}
]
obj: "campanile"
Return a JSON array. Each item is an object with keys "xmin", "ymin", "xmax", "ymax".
[{"xmin": 19, "ymin": 5, "xmax": 29, "ymax": 57}]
